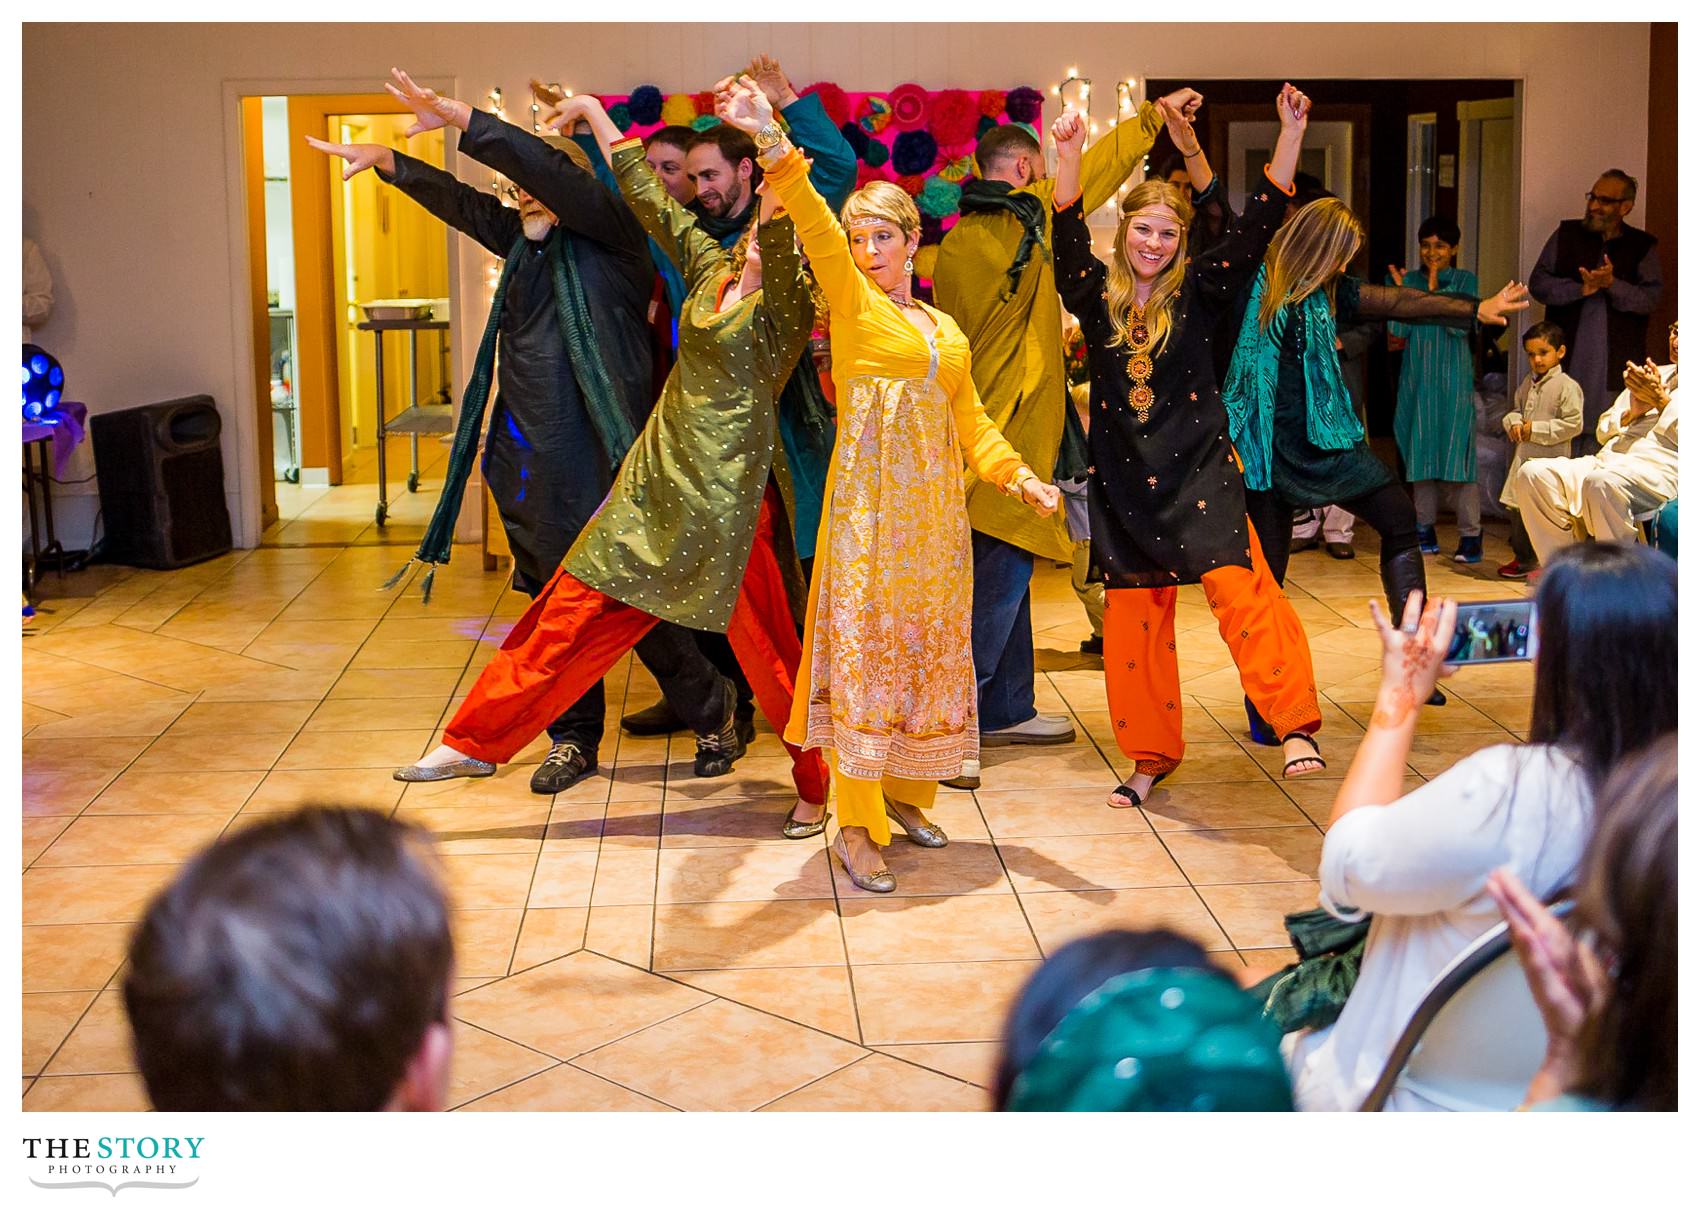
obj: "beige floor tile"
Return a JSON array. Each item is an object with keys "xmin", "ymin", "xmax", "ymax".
[
  {"xmin": 35, "ymin": 813, "xmax": 235, "ymax": 867},
  {"xmin": 997, "ymin": 833, "xmax": 1187, "ymax": 894},
  {"xmin": 676, "ymin": 965, "xmax": 859, "ymax": 1039},
  {"xmin": 195, "ymin": 668, "xmax": 342, "ymax": 702},
  {"xmin": 1406, "ymin": 731, "xmax": 1517, "ymax": 778},
  {"xmin": 655, "ymin": 844, "xmax": 835, "ymax": 904},
  {"xmin": 453, "ymin": 908, "xmax": 524, "ymax": 980},
  {"xmin": 22, "ymin": 1072, "xmax": 151, "ymax": 1112},
  {"xmin": 23, "ymin": 768, "xmax": 120, "ymax": 816},
  {"xmin": 130, "ymin": 732, "xmax": 293, "ymax": 773},
  {"xmin": 453, "ymin": 952, "xmax": 711, "ymax": 1060},
  {"xmin": 971, "ymin": 745, "xmax": 1116, "ymax": 790},
  {"xmin": 442, "ymin": 1022, "xmax": 557, "ymax": 1109},
  {"xmin": 839, "ymin": 893, "xmax": 1039, "ymax": 966},
  {"xmin": 1161, "ymin": 827, "xmax": 1323, "ymax": 885},
  {"xmin": 301, "ymin": 696, "xmax": 450, "ymax": 733},
  {"xmin": 23, "ymin": 991, "xmax": 99, "ymax": 1076},
  {"xmin": 23, "ymin": 736, "xmax": 151, "ymax": 771},
  {"xmin": 851, "ymin": 960, "xmax": 1038, "ymax": 1045},
  {"xmin": 653, "ymin": 900, "xmax": 845, "ymax": 971},
  {"xmin": 831, "ymin": 837, "xmax": 1015, "ymax": 900},
  {"xmin": 165, "ymin": 699, "xmax": 318, "ymax": 736},
  {"xmin": 398, "ymin": 800, "xmax": 549, "ymax": 854},
  {"xmin": 524, "ymin": 851, "xmax": 599, "ymax": 908},
  {"xmin": 23, "ymin": 923, "xmax": 133, "ymax": 992},
  {"xmin": 585, "ymin": 904, "xmax": 655, "ymax": 967},
  {"xmin": 350, "ymin": 639, "xmax": 477, "ymax": 670},
  {"xmin": 511, "ymin": 908, "xmax": 590, "ymax": 970},
  {"xmin": 275, "ymin": 728, "xmax": 436, "ymax": 770},
  {"xmin": 26, "ymin": 699, "xmax": 192, "ymax": 740},
  {"xmin": 1139, "ymin": 780, "xmax": 1313, "ymax": 832},
  {"xmin": 1278, "ymin": 773, "xmax": 1426, "ymax": 828},
  {"xmin": 439, "ymin": 853, "xmax": 539, "ymax": 909},
  {"xmin": 590, "ymin": 847, "xmax": 660, "ymax": 906},
  {"xmin": 1019, "ymin": 885, "xmax": 1231, "ymax": 953},
  {"xmin": 43, "ymin": 990, "xmax": 133, "ymax": 1075},
  {"xmin": 575, "ymin": 998, "xmax": 867, "ymax": 1112},
  {"xmin": 457, "ymin": 1063, "xmax": 675, "ymax": 1111},
  {"xmin": 327, "ymin": 666, "xmax": 464, "ymax": 699},
  {"xmin": 23, "ymin": 816, "xmax": 74, "ymax": 865},
  {"xmin": 242, "ymin": 768, "xmax": 407, "ymax": 814},
  {"xmin": 86, "ymin": 770, "xmax": 265, "ymax": 816},
  {"xmin": 761, "ymin": 1052, "xmax": 986, "ymax": 1111},
  {"xmin": 1159, "ymin": 741, "xmax": 1273, "ymax": 785},
  {"xmin": 1196, "ymin": 882, "xmax": 1320, "ymax": 950},
  {"xmin": 879, "ymin": 1041, "xmax": 1000, "ymax": 1088},
  {"xmin": 24, "ymin": 864, "xmax": 179, "ymax": 925},
  {"xmin": 974, "ymin": 788, "xmax": 1151, "ymax": 838},
  {"xmin": 659, "ymin": 797, "xmax": 814, "ymax": 848}
]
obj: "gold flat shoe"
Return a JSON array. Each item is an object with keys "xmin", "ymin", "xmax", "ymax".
[
  {"xmin": 885, "ymin": 795, "xmax": 948, "ymax": 848},
  {"xmin": 392, "ymin": 757, "xmax": 497, "ymax": 782},
  {"xmin": 782, "ymin": 801, "xmax": 830, "ymax": 840},
  {"xmin": 831, "ymin": 834, "xmax": 896, "ymax": 894}
]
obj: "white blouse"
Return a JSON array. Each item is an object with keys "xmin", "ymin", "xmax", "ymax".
[{"xmin": 1286, "ymin": 743, "xmax": 1592, "ymax": 1112}]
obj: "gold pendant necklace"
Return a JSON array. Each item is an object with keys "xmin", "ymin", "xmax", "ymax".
[{"xmin": 1125, "ymin": 300, "xmax": 1155, "ymax": 425}]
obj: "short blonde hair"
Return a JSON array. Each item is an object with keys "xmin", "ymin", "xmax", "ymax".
[{"xmin": 840, "ymin": 180, "xmax": 920, "ymax": 241}]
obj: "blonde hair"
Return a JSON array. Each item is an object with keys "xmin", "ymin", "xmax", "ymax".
[
  {"xmin": 1104, "ymin": 180, "xmax": 1193, "ymax": 357},
  {"xmin": 840, "ymin": 181, "xmax": 921, "ymax": 241},
  {"xmin": 1256, "ymin": 197, "xmax": 1365, "ymax": 331}
]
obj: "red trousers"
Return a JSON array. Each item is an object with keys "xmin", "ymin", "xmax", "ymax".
[
  {"xmin": 1103, "ymin": 516, "xmax": 1320, "ymax": 776},
  {"xmin": 443, "ymin": 491, "xmax": 830, "ymax": 805}
]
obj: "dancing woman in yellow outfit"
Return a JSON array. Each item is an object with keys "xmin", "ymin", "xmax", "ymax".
[{"xmin": 719, "ymin": 78, "xmax": 1060, "ymax": 893}]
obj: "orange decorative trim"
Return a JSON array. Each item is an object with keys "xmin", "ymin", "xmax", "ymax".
[{"xmin": 1263, "ymin": 164, "xmax": 1297, "ymax": 196}]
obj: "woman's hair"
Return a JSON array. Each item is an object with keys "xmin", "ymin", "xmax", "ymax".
[
  {"xmin": 840, "ymin": 180, "xmax": 920, "ymax": 241},
  {"xmin": 1256, "ymin": 196, "xmax": 1365, "ymax": 330},
  {"xmin": 1570, "ymin": 734, "xmax": 1677, "ymax": 1110},
  {"xmin": 1527, "ymin": 542, "xmax": 1678, "ymax": 790},
  {"xmin": 992, "ymin": 928, "xmax": 1216, "ymax": 1110},
  {"xmin": 1104, "ymin": 180, "xmax": 1194, "ymax": 356}
]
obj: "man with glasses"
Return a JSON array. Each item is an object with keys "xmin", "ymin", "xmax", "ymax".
[{"xmin": 1530, "ymin": 170, "xmax": 1663, "ymax": 454}]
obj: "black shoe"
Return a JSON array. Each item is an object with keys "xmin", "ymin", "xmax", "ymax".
[
  {"xmin": 735, "ymin": 698, "xmax": 757, "ymax": 748},
  {"xmin": 530, "ymin": 742, "xmax": 597, "ymax": 794},
  {"xmin": 1324, "ymin": 542, "xmax": 1356, "ymax": 560},
  {"xmin": 1291, "ymin": 535, "xmax": 1321, "ymax": 553},
  {"xmin": 1078, "ymin": 635, "xmax": 1103, "ymax": 655},
  {"xmin": 621, "ymin": 699, "xmax": 685, "ymax": 736},
  {"xmin": 694, "ymin": 709, "xmax": 748, "ymax": 778}
]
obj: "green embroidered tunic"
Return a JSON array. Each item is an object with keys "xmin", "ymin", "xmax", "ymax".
[{"xmin": 562, "ymin": 142, "xmax": 811, "ymax": 632}]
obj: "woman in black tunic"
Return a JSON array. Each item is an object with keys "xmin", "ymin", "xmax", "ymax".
[
  {"xmin": 1052, "ymin": 86, "xmax": 1324, "ymax": 809},
  {"xmin": 1220, "ymin": 200, "xmax": 1529, "ymax": 708}
]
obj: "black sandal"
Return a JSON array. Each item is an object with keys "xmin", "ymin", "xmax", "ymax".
[
  {"xmin": 1107, "ymin": 770, "xmax": 1168, "ymax": 808},
  {"xmin": 1281, "ymin": 732, "xmax": 1326, "ymax": 778}
]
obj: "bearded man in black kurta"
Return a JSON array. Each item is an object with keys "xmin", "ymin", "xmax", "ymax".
[{"xmin": 310, "ymin": 102, "xmax": 732, "ymax": 793}]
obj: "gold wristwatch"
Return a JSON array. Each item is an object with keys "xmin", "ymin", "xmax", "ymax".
[{"xmin": 753, "ymin": 121, "xmax": 786, "ymax": 151}]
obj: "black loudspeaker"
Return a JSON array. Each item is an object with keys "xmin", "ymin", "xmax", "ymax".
[{"xmin": 91, "ymin": 395, "xmax": 233, "ymax": 569}]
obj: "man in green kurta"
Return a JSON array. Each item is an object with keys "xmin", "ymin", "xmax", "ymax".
[{"xmin": 932, "ymin": 93, "xmax": 1181, "ymax": 787}]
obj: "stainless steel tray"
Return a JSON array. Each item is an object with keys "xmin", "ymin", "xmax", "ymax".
[{"xmin": 359, "ymin": 299, "xmax": 435, "ymax": 321}]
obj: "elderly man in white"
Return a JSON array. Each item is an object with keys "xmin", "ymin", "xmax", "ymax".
[{"xmin": 1513, "ymin": 321, "xmax": 1677, "ymax": 565}]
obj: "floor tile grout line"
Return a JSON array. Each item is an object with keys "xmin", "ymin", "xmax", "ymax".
[
  {"xmin": 29, "ymin": 962, "xmax": 126, "ymax": 1083},
  {"xmin": 747, "ymin": 1052, "xmax": 874, "ymax": 1112}
]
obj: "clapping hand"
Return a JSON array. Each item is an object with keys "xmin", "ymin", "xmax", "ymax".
[
  {"xmin": 715, "ymin": 76, "xmax": 774, "ymax": 135},
  {"xmin": 305, "ymin": 135, "xmax": 393, "ymax": 181},
  {"xmin": 1477, "ymin": 280, "xmax": 1531, "ymax": 327},
  {"xmin": 1580, "ymin": 255, "xmax": 1616, "ymax": 296},
  {"xmin": 386, "ymin": 67, "xmax": 470, "ymax": 135}
]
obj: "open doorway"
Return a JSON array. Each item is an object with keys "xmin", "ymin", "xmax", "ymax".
[{"xmin": 240, "ymin": 91, "xmax": 454, "ymax": 546}]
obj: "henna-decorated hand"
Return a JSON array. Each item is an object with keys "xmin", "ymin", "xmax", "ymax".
[{"xmin": 1366, "ymin": 589, "xmax": 1457, "ymax": 728}]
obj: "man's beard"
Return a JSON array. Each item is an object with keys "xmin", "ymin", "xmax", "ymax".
[
  {"xmin": 1582, "ymin": 212, "xmax": 1612, "ymax": 233},
  {"xmin": 522, "ymin": 215, "xmax": 555, "ymax": 242},
  {"xmin": 708, "ymin": 184, "xmax": 746, "ymax": 219}
]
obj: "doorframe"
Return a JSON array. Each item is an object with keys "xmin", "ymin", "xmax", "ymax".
[{"xmin": 220, "ymin": 74, "xmax": 461, "ymax": 548}]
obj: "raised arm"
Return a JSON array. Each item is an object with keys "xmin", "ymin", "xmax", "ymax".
[
  {"xmin": 727, "ymin": 56, "xmax": 859, "ymax": 213},
  {"xmin": 1067, "ymin": 89, "xmax": 1185, "ymax": 212},
  {"xmin": 387, "ymin": 68, "xmax": 644, "ymax": 253},
  {"xmin": 1351, "ymin": 276, "xmax": 1529, "ymax": 331},
  {"xmin": 309, "ymin": 135, "xmax": 521, "ymax": 257},
  {"xmin": 1047, "ymin": 114, "xmax": 1110, "ymax": 344},
  {"xmin": 753, "ymin": 202, "xmax": 812, "ymax": 371}
]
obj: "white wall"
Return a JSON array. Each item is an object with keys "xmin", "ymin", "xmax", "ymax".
[{"xmin": 22, "ymin": 21, "xmax": 1651, "ymax": 549}]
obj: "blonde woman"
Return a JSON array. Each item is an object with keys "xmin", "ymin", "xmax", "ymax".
[
  {"xmin": 719, "ymin": 77, "xmax": 1059, "ymax": 893},
  {"xmin": 1052, "ymin": 86, "xmax": 1324, "ymax": 808},
  {"xmin": 1221, "ymin": 191, "xmax": 1530, "ymax": 671}
]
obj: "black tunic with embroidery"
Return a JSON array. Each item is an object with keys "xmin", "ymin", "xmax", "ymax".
[{"xmin": 1053, "ymin": 179, "xmax": 1290, "ymax": 588}]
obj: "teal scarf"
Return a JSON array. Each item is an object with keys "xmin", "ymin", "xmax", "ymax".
[
  {"xmin": 386, "ymin": 229, "xmax": 638, "ymax": 600},
  {"xmin": 1220, "ymin": 264, "xmax": 1364, "ymax": 493}
]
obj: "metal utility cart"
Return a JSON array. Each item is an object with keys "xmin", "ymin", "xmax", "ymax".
[{"xmin": 356, "ymin": 300, "xmax": 453, "ymax": 527}]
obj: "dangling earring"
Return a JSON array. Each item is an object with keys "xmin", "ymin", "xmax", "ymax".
[{"xmin": 904, "ymin": 255, "xmax": 914, "ymax": 274}]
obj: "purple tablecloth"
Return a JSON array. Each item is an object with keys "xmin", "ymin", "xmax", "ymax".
[{"xmin": 21, "ymin": 400, "xmax": 88, "ymax": 478}]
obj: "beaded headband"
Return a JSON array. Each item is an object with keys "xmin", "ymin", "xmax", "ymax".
[{"xmin": 846, "ymin": 215, "xmax": 892, "ymax": 230}]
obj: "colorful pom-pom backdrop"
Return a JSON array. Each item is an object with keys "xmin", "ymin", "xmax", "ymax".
[{"xmin": 592, "ymin": 80, "xmax": 1040, "ymax": 286}]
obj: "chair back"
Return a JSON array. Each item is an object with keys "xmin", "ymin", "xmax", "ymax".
[{"xmin": 1360, "ymin": 901, "xmax": 1573, "ymax": 1112}]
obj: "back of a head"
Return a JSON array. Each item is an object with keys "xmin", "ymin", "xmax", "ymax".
[
  {"xmin": 994, "ymin": 929, "xmax": 1290, "ymax": 1112},
  {"xmin": 1529, "ymin": 543, "xmax": 1679, "ymax": 787},
  {"xmin": 123, "ymin": 806, "xmax": 453, "ymax": 1112},
  {"xmin": 1258, "ymin": 196, "xmax": 1365, "ymax": 328},
  {"xmin": 1572, "ymin": 735, "xmax": 1677, "ymax": 1109},
  {"xmin": 974, "ymin": 122, "xmax": 1041, "ymax": 180}
]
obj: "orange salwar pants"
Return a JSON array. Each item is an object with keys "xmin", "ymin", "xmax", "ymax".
[
  {"xmin": 1103, "ymin": 516, "xmax": 1319, "ymax": 777},
  {"xmin": 442, "ymin": 491, "xmax": 830, "ymax": 805}
]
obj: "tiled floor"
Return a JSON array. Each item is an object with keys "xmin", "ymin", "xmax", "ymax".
[
  {"xmin": 21, "ymin": 522, "xmax": 1533, "ymax": 1111},
  {"xmin": 265, "ymin": 433, "xmax": 450, "ymax": 547}
]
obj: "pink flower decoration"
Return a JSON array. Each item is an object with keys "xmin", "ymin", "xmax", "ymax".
[{"xmin": 887, "ymin": 82, "xmax": 930, "ymax": 131}]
